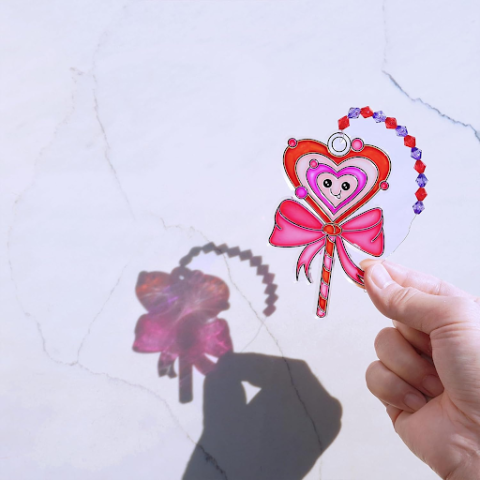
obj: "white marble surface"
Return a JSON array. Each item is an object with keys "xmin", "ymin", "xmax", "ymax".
[{"xmin": 1, "ymin": 1, "xmax": 480, "ymax": 479}]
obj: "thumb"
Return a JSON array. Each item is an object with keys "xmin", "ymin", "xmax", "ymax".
[{"xmin": 361, "ymin": 260, "xmax": 473, "ymax": 334}]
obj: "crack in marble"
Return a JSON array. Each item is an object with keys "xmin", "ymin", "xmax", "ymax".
[
  {"xmin": 92, "ymin": 73, "xmax": 137, "ymax": 218},
  {"xmin": 157, "ymin": 215, "xmax": 209, "ymax": 240},
  {"xmin": 381, "ymin": 0, "xmax": 480, "ymax": 142},
  {"xmin": 75, "ymin": 364, "xmax": 229, "ymax": 479},
  {"xmin": 383, "ymin": 71, "xmax": 480, "ymax": 142},
  {"xmin": 191, "ymin": 446, "xmax": 229, "ymax": 480},
  {"xmin": 75, "ymin": 260, "xmax": 131, "ymax": 363},
  {"xmin": 264, "ymin": 327, "xmax": 325, "ymax": 454},
  {"xmin": 87, "ymin": 0, "xmax": 138, "ymax": 221},
  {"xmin": 7, "ymin": 68, "xmax": 82, "ymax": 362},
  {"xmin": 218, "ymin": 251, "xmax": 267, "ymax": 350}
]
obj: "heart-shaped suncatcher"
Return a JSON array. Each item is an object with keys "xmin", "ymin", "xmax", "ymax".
[{"xmin": 269, "ymin": 106, "xmax": 428, "ymax": 318}]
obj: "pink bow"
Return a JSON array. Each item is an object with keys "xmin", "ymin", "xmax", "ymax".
[{"xmin": 269, "ymin": 200, "xmax": 384, "ymax": 286}]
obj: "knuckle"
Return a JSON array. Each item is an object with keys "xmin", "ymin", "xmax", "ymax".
[
  {"xmin": 387, "ymin": 285, "xmax": 418, "ymax": 315},
  {"xmin": 432, "ymin": 279, "xmax": 449, "ymax": 296}
]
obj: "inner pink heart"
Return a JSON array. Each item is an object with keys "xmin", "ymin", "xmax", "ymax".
[{"xmin": 306, "ymin": 164, "xmax": 367, "ymax": 214}]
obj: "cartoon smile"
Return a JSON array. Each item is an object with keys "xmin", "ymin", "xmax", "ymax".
[
  {"xmin": 330, "ymin": 188, "xmax": 342, "ymax": 200},
  {"xmin": 319, "ymin": 177, "xmax": 354, "ymax": 207}
]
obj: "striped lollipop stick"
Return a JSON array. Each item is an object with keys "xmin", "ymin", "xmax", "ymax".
[{"xmin": 317, "ymin": 235, "xmax": 335, "ymax": 317}]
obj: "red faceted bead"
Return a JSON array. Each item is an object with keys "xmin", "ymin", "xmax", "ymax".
[
  {"xmin": 404, "ymin": 135, "xmax": 416, "ymax": 148},
  {"xmin": 338, "ymin": 116, "xmax": 350, "ymax": 130},
  {"xmin": 360, "ymin": 106, "xmax": 373, "ymax": 118},
  {"xmin": 414, "ymin": 160, "xmax": 426, "ymax": 173},
  {"xmin": 385, "ymin": 117, "xmax": 397, "ymax": 129},
  {"xmin": 415, "ymin": 188, "xmax": 428, "ymax": 201}
]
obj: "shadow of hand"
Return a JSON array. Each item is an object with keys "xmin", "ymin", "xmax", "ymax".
[{"xmin": 183, "ymin": 352, "xmax": 342, "ymax": 480}]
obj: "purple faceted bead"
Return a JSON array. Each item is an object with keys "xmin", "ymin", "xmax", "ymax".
[
  {"xmin": 373, "ymin": 110, "xmax": 386, "ymax": 123},
  {"xmin": 416, "ymin": 173, "xmax": 428, "ymax": 187},
  {"xmin": 413, "ymin": 201, "xmax": 425, "ymax": 214},
  {"xmin": 348, "ymin": 107, "xmax": 361, "ymax": 119},
  {"xmin": 411, "ymin": 147, "xmax": 422, "ymax": 160},
  {"xmin": 395, "ymin": 125, "xmax": 408, "ymax": 137}
]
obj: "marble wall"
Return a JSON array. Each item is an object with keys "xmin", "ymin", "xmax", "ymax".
[{"xmin": 1, "ymin": 1, "xmax": 479, "ymax": 479}]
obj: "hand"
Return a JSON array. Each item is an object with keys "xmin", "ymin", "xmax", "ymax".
[{"xmin": 362, "ymin": 260, "xmax": 480, "ymax": 480}]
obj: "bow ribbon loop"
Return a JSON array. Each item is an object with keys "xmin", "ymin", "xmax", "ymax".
[{"xmin": 269, "ymin": 200, "xmax": 384, "ymax": 285}]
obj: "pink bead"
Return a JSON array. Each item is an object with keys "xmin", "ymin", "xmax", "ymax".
[
  {"xmin": 288, "ymin": 138, "xmax": 297, "ymax": 147},
  {"xmin": 320, "ymin": 282, "xmax": 329, "ymax": 298},
  {"xmin": 309, "ymin": 159, "xmax": 319, "ymax": 168},
  {"xmin": 351, "ymin": 138, "xmax": 364, "ymax": 151},
  {"xmin": 317, "ymin": 308, "xmax": 326, "ymax": 318},
  {"xmin": 295, "ymin": 186, "xmax": 308, "ymax": 199},
  {"xmin": 380, "ymin": 181, "xmax": 389, "ymax": 190}
]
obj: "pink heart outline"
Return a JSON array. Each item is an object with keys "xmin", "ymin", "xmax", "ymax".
[{"xmin": 306, "ymin": 164, "xmax": 367, "ymax": 215}]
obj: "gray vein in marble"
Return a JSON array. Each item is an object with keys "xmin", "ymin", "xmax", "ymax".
[
  {"xmin": 86, "ymin": 0, "xmax": 137, "ymax": 219},
  {"xmin": 382, "ymin": 71, "xmax": 480, "ymax": 142},
  {"xmin": 75, "ymin": 260, "xmax": 131, "ymax": 363},
  {"xmin": 264, "ymin": 328, "xmax": 324, "ymax": 454},
  {"xmin": 92, "ymin": 73, "xmax": 137, "ymax": 218},
  {"xmin": 6, "ymin": 68, "xmax": 81, "ymax": 362},
  {"xmin": 381, "ymin": 0, "xmax": 480, "ymax": 142},
  {"xmin": 75, "ymin": 364, "xmax": 229, "ymax": 478}
]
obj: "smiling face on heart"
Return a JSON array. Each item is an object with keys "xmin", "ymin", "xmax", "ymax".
[
  {"xmin": 306, "ymin": 164, "xmax": 367, "ymax": 213},
  {"xmin": 296, "ymin": 154, "xmax": 379, "ymax": 221}
]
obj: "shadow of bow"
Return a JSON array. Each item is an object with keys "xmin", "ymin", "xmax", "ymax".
[{"xmin": 182, "ymin": 352, "xmax": 342, "ymax": 480}]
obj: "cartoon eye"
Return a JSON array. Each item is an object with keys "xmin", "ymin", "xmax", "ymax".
[
  {"xmin": 341, "ymin": 182, "xmax": 350, "ymax": 191},
  {"xmin": 323, "ymin": 179, "xmax": 332, "ymax": 188}
]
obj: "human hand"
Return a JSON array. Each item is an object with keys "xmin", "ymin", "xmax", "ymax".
[{"xmin": 362, "ymin": 260, "xmax": 480, "ymax": 480}]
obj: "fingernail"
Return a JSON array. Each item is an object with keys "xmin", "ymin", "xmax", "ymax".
[
  {"xmin": 360, "ymin": 259, "xmax": 377, "ymax": 269},
  {"xmin": 423, "ymin": 374, "xmax": 443, "ymax": 397},
  {"xmin": 368, "ymin": 262, "xmax": 395, "ymax": 289},
  {"xmin": 404, "ymin": 392, "xmax": 426, "ymax": 411}
]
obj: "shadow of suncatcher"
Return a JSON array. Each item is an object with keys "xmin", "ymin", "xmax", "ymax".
[{"xmin": 132, "ymin": 243, "xmax": 278, "ymax": 403}]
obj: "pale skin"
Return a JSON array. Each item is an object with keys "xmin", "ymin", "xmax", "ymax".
[{"xmin": 360, "ymin": 260, "xmax": 480, "ymax": 480}]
